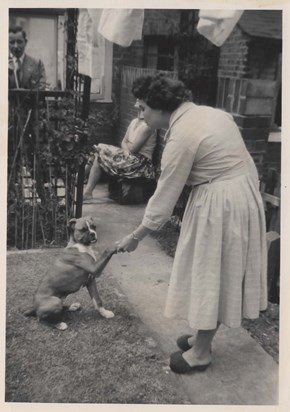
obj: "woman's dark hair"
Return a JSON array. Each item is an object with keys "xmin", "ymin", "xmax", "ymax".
[{"xmin": 132, "ymin": 72, "xmax": 192, "ymax": 112}]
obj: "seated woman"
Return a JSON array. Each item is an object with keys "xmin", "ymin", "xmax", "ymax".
[{"xmin": 83, "ymin": 100, "xmax": 157, "ymax": 201}]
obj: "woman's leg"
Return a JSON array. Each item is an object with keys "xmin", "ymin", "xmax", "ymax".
[
  {"xmin": 83, "ymin": 156, "xmax": 103, "ymax": 199},
  {"xmin": 182, "ymin": 322, "xmax": 220, "ymax": 366}
]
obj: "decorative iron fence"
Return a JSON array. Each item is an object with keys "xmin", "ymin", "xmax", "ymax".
[{"xmin": 7, "ymin": 89, "xmax": 89, "ymax": 249}]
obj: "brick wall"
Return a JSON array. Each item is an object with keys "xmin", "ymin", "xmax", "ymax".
[
  {"xmin": 218, "ymin": 25, "xmax": 249, "ymax": 78},
  {"xmin": 217, "ymin": 77, "xmax": 276, "ymax": 177},
  {"xmin": 217, "ymin": 27, "xmax": 281, "ymax": 178},
  {"xmin": 113, "ymin": 41, "xmax": 144, "ymax": 70},
  {"xmin": 264, "ymin": 142, "xmax": 281, "ymax": 173},
  {"xmin": 177, "ymin": 11, "xmax": 220, "ymax": 106},
  {"xmin": 247, "ymin": 38, "xmax": 281, "ymax": 80},
  {"xmin": 143, "ymin": 9, "xmax": 180, "ymax": 35}
]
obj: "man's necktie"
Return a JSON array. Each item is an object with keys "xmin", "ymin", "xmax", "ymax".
[{"xmin": 15, "ymin": 58, "xmax": 22, "ymax": 88}]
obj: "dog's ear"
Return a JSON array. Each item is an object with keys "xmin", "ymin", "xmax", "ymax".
[
  {"xmin": 67, "ymin": 218, "xmax": 77, "ymax": 230},
  {"xmin": 83, "ymin": 215, "xmax": 95, "ymax": 225},
  {"xmin": 88, "ymin": 216, "xmax": 96, "ymax": 224},
  {"xmin": 88, "ymin": 216, "xmax": 97, "ymax": 228}
]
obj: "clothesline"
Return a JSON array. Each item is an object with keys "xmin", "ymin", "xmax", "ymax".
[{"xmin": 77, "ymin": 8, "xmax": 244, "ymax": 78}]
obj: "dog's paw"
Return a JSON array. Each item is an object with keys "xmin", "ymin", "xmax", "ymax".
[
  {"xmin": 68, "ymin": 302, "xmax": 81, "ymax": 312},
  {"xmin": 55, "ymin": 322, "xmax": 68, "ymax": 331},
  {"xmin": 99, "ymin": 307, "xmax": 115, "ymax": 319}
]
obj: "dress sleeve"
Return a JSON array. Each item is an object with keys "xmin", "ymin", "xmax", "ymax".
[{"xmin": 142, "ymin": 133, "xmax": 196, "ymax": 231}]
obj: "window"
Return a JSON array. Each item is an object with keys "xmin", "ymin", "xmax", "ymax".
[
  {"xmin": 143, "ymin": 35, "xmax": 175, "ymax": 71},
  {"xmin": 9, "ymin": 9, "xmax": 66, "ymax": 90},
  {"xmin": 89, "ymin": 41, "xmax": 113, "ymax": 101}
]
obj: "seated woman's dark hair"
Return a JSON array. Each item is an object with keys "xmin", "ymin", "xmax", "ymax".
[{"xmin": 132, "ymin": 72, "xmax": 192, "ymax": 112}]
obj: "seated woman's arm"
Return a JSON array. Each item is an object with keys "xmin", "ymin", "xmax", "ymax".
[
  {"xmin": 124, "ymin": 123, "xmax": 154, "ymax": 154},
  {"xmin": 121, "ymin": 129, "xmax": 130, "ymax": 152}
]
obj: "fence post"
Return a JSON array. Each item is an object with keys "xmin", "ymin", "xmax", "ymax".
[{"xmin": 75, "ymin": 75, "xmax": 91, "ymax": 218}]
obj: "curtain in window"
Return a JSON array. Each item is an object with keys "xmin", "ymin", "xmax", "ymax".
[{"xmin": 77, "ymin": 8, "xmax": 105, "ymax": 78}]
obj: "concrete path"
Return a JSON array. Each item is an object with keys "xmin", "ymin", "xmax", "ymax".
[{"xmin": 83, "ymin": 184, "xmax": 279, "ymax": 405}]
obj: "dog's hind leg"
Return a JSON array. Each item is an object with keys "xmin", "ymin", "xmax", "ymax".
[
  {"xmin": 87, "ymin": 280, "xmax": 114, "ymax": 319},
  {"xmin": 24, "ymin": 308, "xmax": 36, "ymax": 317},
  {"xmin": 54, "ymin": 322, "xmax": 68, "ymax": 331},
  {"xmin": 67, "ymin": 302, "xmax": 81, "ymax": 312},
  {"xmin": 37, "ymin": 298, "xmax": 68, "ymax": 330},
  {"xmin": 38, "ymin": 314, "xmax": 68, "ymax": 330}
]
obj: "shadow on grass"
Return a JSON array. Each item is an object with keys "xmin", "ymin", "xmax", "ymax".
[{"xmin": 6, "ymin": 250, "xmax": 189, "ymax": 404}]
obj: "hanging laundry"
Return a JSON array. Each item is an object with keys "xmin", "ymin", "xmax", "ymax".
[
  {"xmin": 197, "ymin": 10, "xmax": 244, "ymax": 47},
  {"xmin": 98, "ymin": 9, "xmax": 144, "ymax": 47},
  {"xmin": 77, "ymin": 8, "xmax": 105, "ymax": 78}
]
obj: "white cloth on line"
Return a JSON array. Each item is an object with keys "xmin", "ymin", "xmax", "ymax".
[
  {"xmin": 77, "ymin": 8, "xmax": 105, "ymax": 78},
  {"xmin": 98, "ymin": 9, "xmax": 144, "ymax": 47},
  {"xmin": 197, "ymin": 10, "xmax": 244, "ymax": 47}
]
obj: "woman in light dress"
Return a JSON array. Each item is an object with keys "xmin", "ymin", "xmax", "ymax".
[{"xmin": 117, "ymin": 73, "xmax": 267, "ymax": 374}]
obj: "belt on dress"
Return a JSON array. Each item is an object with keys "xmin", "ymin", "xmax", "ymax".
[
  {"xmin": 193, "ymin": 180, "xmax": 211, "ymax": 187},
  {"xmin": 193, "ymin": 172, "xmax": 248, "ymax": 187}
]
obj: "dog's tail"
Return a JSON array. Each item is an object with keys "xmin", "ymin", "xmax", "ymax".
[{"xmin": 23, "ymin": 308, "xmax": 36, "ymax": 317}]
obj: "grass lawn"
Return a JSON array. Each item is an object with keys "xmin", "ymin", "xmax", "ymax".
[{"xmin": 6, "ymin": 250, "xmax": 189, "ymax": 404}]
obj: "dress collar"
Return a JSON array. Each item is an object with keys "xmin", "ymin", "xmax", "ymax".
[{"xmin": 164, "ymin": 102, "xmax": 196, "ymax": 141}]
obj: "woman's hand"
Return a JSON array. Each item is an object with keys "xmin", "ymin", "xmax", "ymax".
[{"xmin": 116, "ymin": 234, "xmax": 139, "ymax": 253}]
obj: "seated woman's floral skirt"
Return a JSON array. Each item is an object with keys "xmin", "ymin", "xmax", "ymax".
[{"xmin": 95, "ymin": 143, "xmax": 155, "ymax": 180}]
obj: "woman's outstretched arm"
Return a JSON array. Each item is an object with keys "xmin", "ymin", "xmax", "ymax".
[{"xmin": 117, "ymin": 223, "xmax": 152, "ymax": 252}]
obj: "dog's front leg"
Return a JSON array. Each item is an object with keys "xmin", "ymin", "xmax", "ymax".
[
  {"xmin": 86, "ymin": 279, "xmax": 114, "ymax": 319},
  {"xmin": 91, "ymin": 247, "xmax": 117, "ymax": 277},
  {"xmin": 62, "ymin": 247, "xmax": 117, "ymax": 277}
]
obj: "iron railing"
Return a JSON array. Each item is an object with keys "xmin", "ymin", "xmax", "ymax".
[{"xmin": 7, "ymin": 89, "xmax": 88, "ymax": 249}]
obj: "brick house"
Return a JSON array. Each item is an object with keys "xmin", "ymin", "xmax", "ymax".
[
  {"xmin": 216, "ymin": 10, "xmax": 282, "ymax": 177},
  {"xmin": 8, "ymin": 8, "xmax": 281, "ymax": 175},
  {"xmin": 112, "ymin": 9, "xmax": 220, "ymax": 144},
  {"xmin": 109, "ymin": 9, "xmax": 282, "ymax": 180}
]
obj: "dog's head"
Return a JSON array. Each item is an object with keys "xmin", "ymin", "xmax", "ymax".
[{"xmin": 68, "ymin": 216, "xmax": 98, "ymax": 246}]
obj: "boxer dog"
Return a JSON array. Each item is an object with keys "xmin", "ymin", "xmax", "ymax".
[{"xmin": 24, "ymin": 216, "xmax": 117, "ymax": 330}]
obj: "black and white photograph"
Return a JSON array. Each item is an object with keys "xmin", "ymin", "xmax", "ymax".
[{"xmin": 1, "ymin": 1, "xmax": 289, "ymax": 410}]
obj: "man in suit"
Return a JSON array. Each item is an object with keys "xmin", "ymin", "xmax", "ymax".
[{"xmin": 9, "ymin": 26, "xmax": 46, "ymax": 90}]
